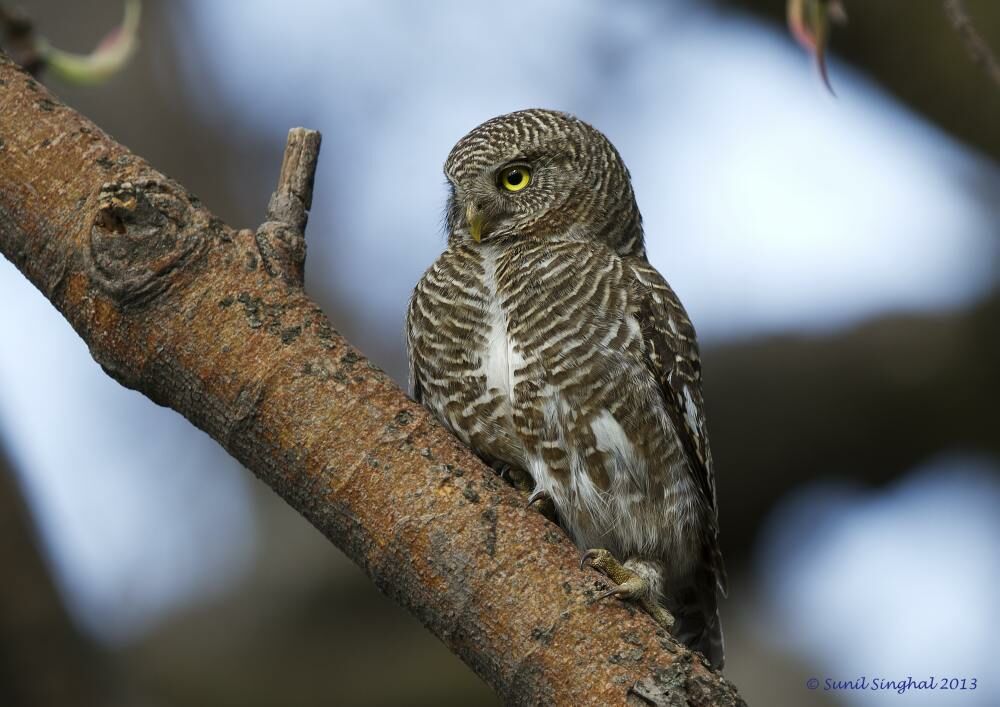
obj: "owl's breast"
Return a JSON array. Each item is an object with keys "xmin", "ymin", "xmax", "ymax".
[
  {"xmin": 406, "ymin": 244, "xmax": 527, "ymax": 468},
  {"xmin": 492, "ymin": 240, "xmax": 701, "ymax": 562},
  {"xmin": 478, "ymin": 246, "xmax": 520, "ymax": 416}
]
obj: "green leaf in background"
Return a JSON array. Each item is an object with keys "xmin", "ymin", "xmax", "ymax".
[{"xmin": 37, "ymin": 0, "xmax": 140, "ymax": 85}]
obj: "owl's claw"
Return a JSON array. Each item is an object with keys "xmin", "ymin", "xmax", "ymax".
[
  {"xmin": 494, "ymin": 463, "xmax": 534, "ymax": 493},
  {"xmin": 581, "ymin": 548, "xmax": 675, "ymax": 630},
  {"xmin": 492, "ymin": 464, "xmax": 557, "ymax": 520},
  {"xmin": 491, "ymin": 462, "xmax": 513, "ymax": 481},
  {"xmin": 595, "ymin": 575, "xmax": 648, "ymax": 601},
  {"xmin": 526, "ymin": 486, "xmax": 558, "ymax": 522},
  {"xmin": 526, "ymin": 487, "xmax": 549, "ymax": 508}
]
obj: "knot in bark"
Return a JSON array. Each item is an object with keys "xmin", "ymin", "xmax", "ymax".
[{"xmin": 89, "ymin": 178, "xmax": 209, "ymax": 308}]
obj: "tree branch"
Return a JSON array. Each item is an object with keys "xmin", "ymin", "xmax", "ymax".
[
  {"xmin": 0, "ymin": 55, "xmax": 744, "ymax": 705},
  {"xmin": 255, "ymin": 127, "xmax": 320, "ymax": 286}
]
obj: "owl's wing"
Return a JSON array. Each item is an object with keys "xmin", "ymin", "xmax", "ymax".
[
  {"xmin": 404, "ymin": 296, "xmax": 425, "ymax": 404},
  {"xmin": 627, "ymin": 259, "xmax": 727, "ymax": 595},
  {"xmin": 409, "ymin": 360, "xmax": 424, "ymax": 403}
]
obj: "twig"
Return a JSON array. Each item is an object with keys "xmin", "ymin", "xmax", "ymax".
[
  {"xmin": 255, "ymin": 128, "xmax": 322, "ymax": 286},
  {"xmin": 943, "ymin": 0, "xmax": 1000, "ymax": 89}
]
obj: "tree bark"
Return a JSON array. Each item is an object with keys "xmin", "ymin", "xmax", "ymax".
[{"xmin": 0, "ymin": 55, "xmax": 744, "ymax": 706}]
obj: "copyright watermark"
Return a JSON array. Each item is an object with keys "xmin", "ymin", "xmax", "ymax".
[{"xmin": 806, "ymin": 676, "xmax": 978, "ymax": 695}]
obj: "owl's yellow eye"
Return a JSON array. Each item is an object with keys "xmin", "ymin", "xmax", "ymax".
[{"xmin": 500, "ymin": 165, "xmax": 531, "ymax": 192}]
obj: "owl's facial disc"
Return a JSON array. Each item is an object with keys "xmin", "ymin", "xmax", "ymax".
[
  {"xmin": 463, "ymin": 162, "xmax": 536, "ymax": 242},
  {"xmin": 456, "ymin": 160, "xmax": 548, "ymax": 244}
]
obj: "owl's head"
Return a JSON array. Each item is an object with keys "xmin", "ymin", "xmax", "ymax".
[{"xmin": 443, "ymin": 109, "xmax": 644, "ymax": 257}]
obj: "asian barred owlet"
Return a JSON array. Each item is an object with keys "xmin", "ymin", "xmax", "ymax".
[{"xmin": 405, "ymin": 109, "xmax": 727, "ymax": 669}]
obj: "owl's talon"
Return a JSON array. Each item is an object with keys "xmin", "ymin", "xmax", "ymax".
[
  {"xmin": 580, "ymin": 548, "xmax": 617, "ymax": 573},
  {"xmin": 595, "ymin": 575, "xmax": 647, "ymax": 601},
  {"xmin": 526, "ymin": 487, "xmax": 549, "ymax": 508},
  {"xmin": 581, "ymin": 548, "xmax": 675, "ymax": 630},
  {"xmin": 505, "ymin": 466, "xmax": 535, "ymax": 493},
  {"xmin": 526, "ymin": 487, "xmax": 558, "ymax": 522}
]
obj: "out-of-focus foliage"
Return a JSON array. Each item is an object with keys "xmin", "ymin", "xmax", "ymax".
[
  {"xmin": 787, "ymin": 0, "xmax": 847, "ymax": 92},
  {"xmin": 735, "ymin": 0, "xmax": 1000, "ymax": 161},
  {"xmin": 1, "ymin": 0, "xmax": 140, "ymax": 84}
]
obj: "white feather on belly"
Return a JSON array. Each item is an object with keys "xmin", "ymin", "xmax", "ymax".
[{"xmin": 480, "ymin": 246, "xmax": 520, "ymax": 402}]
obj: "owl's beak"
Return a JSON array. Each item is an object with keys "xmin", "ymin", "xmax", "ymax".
[{"xmin": 466, "ymin": 202, "xmax": 485, "ymax": 243}]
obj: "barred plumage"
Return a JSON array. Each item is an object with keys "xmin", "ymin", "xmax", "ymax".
[{"xmin": 406, "ymin": 109, "xmax": 726, "ymax": 668}]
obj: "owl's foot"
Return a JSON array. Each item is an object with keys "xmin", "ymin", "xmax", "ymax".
[
  {"xmin": 493, "ymin": 462, "xmax": 533, "ymax": 493},
  {"xmin": 526, "ymin": 487, "xmax": 557, "ymax": 523},
  {"xmin": 492, "ymin": 462, "xmax": 558, "ymax": 522},
  {"xmin": 581, "ymin": 549, "xmax": 675, "ymax": 630}
]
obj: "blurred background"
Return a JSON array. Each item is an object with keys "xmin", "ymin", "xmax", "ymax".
[{"xmin": 1, "ymin": 1, "xmax": 998, "ymax": 705}]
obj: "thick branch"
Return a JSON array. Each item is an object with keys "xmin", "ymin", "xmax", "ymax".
[{"xmin": 0, "ymin": 56, "xmax": 743, "ymax": 705}]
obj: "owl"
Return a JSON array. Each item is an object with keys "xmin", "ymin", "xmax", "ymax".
[{"xmin": 405, "ymin": 109, "xmax": 726, "ymax": 669}]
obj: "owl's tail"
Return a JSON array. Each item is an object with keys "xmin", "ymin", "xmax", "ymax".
[{"xmin": 671, "ymin": 564, "xmax": 725, "ymax": 670}]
